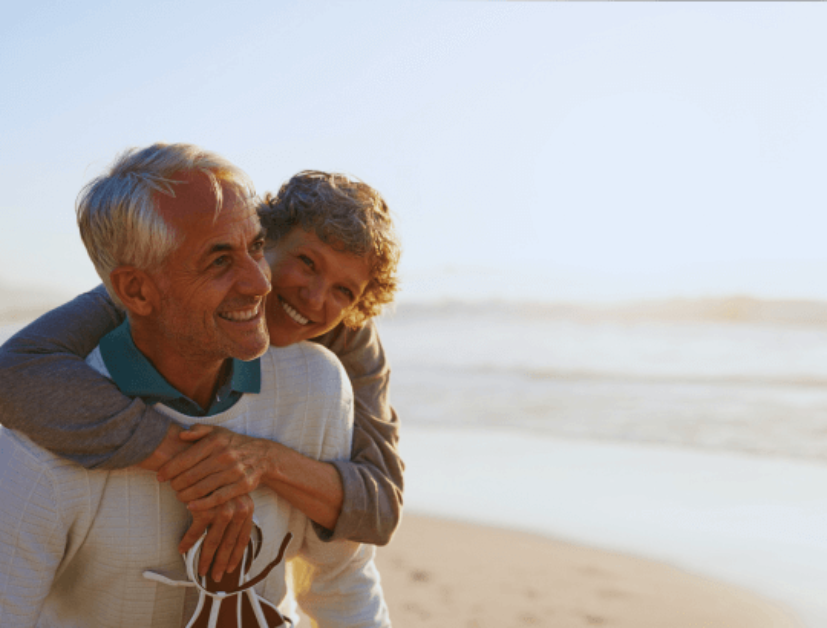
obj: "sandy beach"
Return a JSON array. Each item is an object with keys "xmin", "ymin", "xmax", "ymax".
[{"xmin": 374, "ymin": 514, "xmax": 799, "ymax": 628}]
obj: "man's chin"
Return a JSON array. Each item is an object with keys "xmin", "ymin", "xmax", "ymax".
[{"xmin": 227, "ymin": 330, "xmax": 270, "ymax": 360}]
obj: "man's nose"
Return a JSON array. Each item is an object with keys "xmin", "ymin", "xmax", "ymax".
[{"xmin": 237, "ymin": 255, "xmax": 272, "ymax": 296}]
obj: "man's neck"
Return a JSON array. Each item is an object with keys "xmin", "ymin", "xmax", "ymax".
[{"xmin": 130, "ymin": 321, "xmax": 226, "ymax": 411}]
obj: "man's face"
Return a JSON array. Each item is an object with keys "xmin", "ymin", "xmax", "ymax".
[
  {"xmin": 264, "ymin": 228, "xmax": 371, "ymax": 347},
  {"xmin": 152, "ymin": 172, "xmax": 271, "ymax": 363}
]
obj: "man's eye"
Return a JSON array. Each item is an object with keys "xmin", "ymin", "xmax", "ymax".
[
  {"xmin": 212, "ymin": 256, "xmax": 229, "ymax": 268},
  {"xmin": 250, "ymin": 241, "xmax": 265, "ymax": 255}
]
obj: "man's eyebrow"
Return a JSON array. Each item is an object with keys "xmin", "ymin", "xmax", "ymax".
[
  {"xmin": 205, "ymin": 229, "xmax": 267, "ymax": 256},
  {"xmin": 206, "ymin": 242, "xmax": 234, "ymax": 256}
]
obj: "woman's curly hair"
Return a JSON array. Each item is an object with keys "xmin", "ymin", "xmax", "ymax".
[{"xmin": 258, "ymin": 171, "xmax": 401, "ymax": 328}]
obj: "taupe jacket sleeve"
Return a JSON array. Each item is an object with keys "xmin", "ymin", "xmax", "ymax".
[
  {"xmin": 0, "ymin": 285, "xmax": 172, "ymax": 469},
  {"xmin": 312, "ymin": 322, "xmax": 404, "ymax": 545}
]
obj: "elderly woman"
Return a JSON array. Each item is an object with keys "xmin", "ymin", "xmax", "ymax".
[{"xmin": 0, "ymin": 170, "xmax": 403, "ymax": 569}]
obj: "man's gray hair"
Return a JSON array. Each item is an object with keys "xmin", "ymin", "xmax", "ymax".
[{"xmin": 76, "ymin": 143, "xmax": 255, "ymax": 304}]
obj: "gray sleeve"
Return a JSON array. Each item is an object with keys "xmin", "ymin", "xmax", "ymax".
[
  {"xmin": 313, "ymin": 320, "xmax": 404, "ymax": 546},
  {"xmin": 0, "ymin": 285, "xmax": 172, "ymax": 469}
]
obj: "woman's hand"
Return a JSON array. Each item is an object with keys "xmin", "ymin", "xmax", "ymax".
[
  {"xmin": 157, "ymin": 424, "xmax": 276, "ymax": 510},
  {"xmin": 158, "ymin": 423, "xmax": 345, "ymax": 534},
  {"xmin": 178, "ymin": 494, "xmax": 255, "ymax": 582}
]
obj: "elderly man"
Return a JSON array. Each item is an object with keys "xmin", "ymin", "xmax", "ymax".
[{"xmin": 0, "ymin": 143, "xmax": 389, "ymax": 627}]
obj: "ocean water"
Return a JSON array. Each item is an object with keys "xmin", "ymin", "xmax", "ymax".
[{"xmin": 376, "ymin": 303, "xmax": 827, "ymax": 462}]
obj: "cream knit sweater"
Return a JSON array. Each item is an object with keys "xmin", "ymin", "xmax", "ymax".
[{"xmin": 0, "ymin": 341, "xmax": 389, "ymax": 628}]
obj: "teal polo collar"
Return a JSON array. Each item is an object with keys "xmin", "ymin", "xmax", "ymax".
[{"xmin": 99, "ymin": 320, "xmax": 261, "ymax": 417}]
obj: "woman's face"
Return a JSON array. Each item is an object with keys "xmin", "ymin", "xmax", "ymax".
[{"xmin": 264, "ymin": 228, "xmax": 372, "ymax": 347}]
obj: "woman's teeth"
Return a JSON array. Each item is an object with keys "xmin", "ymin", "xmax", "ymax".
[
  {"xmin": 281, "ymin": 298, "xmax": 310, "ymax": 325},
  {"xmin": 219, "ymin": 305, "xmax": 259, "ymax": 322}
]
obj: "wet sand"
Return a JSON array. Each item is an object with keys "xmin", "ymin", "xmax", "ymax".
[{"xmin": 373, "ymin": 514, "xmax": 799, "ymax": 628}]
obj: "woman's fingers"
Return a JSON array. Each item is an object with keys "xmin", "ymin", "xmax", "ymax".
[
  {"xmin": 178, "ymin": 424, "xmax": 215, "ymax": 441},
  {"xmin": 186, "ymin": 482, "xmax": 246, "ymax": 511},
  {"xmin": 213, "ymin": 498, "xmax": 254, "ymax": 580},
  {"xmin": 228, "ymin": 514, "xmax": 255, "ymax": 576},
  {"xmin": 179, "ymin": 518, "xmax": 208, "ymax": 555},
  {"xmin": 169, "ymin": 460, "xmax": 227, "ymax": 496},
  {"xmin": 179, "ymin": 464, "xmax": 259, "ymax": 505},
  {"xmin": 156, "ymin": 438, "xmax": 215, "ymax": 483},
  {"xmin": 197, "ymin": 506, "xmax": 233, "ymax": 579},
  {"xmin": 178, "ymin": 496, "xmax": 255, "ymax": 581}
]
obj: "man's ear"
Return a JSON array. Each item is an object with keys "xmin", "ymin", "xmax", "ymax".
[{"xmin": 109, "ymin": 266, "xmax": 161, "ymax": 317}]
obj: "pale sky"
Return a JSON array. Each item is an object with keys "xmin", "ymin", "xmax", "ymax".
[{"xmin": 2, "ymin": 2, "xmax": 826, "ymax": 303}]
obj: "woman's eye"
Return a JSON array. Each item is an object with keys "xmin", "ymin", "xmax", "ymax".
[
  {"xmin": 339, "ymin": 286, "xmax": 354, "ymax": 301},
  {"xmin": 299, "ymin": 254, "xmax": 314, "ymax": 268}
]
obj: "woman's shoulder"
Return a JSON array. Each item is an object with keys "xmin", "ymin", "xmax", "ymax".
[{"xmin": 311, "ymin": 320, "xmax": 378, "ymax": 354}]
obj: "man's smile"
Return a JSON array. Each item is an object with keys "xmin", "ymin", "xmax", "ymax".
[{"xmin": 217, "ymin": 303, "xmax": 262, "ymax": 323}]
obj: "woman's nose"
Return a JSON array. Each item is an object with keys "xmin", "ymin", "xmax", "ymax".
[{"xmin": 301, "ymin": 275, "xmax": 326, "ymax": 309}]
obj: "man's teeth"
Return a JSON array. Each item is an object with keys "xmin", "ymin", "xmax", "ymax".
[
  {"xmin": 281, "ymin": 299, "xmax": 310, "ymax": 325},
  {"xmin": 219, "ymin": 305, "xmax": 259, "ymax": 322}
]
